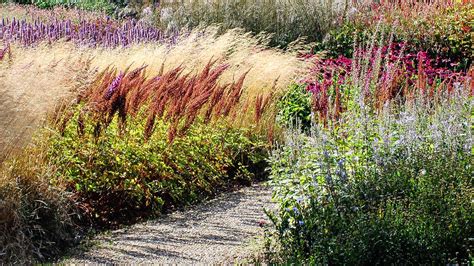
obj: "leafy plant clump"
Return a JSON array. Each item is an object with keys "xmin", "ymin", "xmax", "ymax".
[
  {"xmin": 266, "ymin": 90, "xmax": 473, "ymax": 264},
  {"xmin": 276, "ymin": 83, "xmax": 312, "ymax": 131},
  {"xmin": 48, "ymin": 116, "xmax": 267, "ymax": 227},
  {"xmin": 46, "ymin": 62, "xmax": 271, "ymax": 227}
]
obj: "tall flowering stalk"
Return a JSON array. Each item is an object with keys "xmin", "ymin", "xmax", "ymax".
[
  {"xmin": 104, "ymin": 72, "xmax": 124, "ymax": 100},
  {"xmin": 304, "ymin": 41, "xmax": 473, "ymax": 122},
  {"xmin": 0, "ymin": 17, "xmax": 177, "ymax": 48},
  {"xmin": 59, "ymin": 61, "xmax": 272, "ymax": 142}
]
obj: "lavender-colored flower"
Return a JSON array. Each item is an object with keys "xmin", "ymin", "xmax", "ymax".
[
  {"xmin": 0, "ymin": 16, "xmax": 178, "ymax": 48},
  {"xmin": 296, "ymin": 197, "xmax": 303, "ymax": 204},
  {"xmin": 104, "ymin": 72, "xmax": 124, "ymax": 100},
  {"xmin": 336, "ymin": 159, "xmax": 348, "ymax": 182},
  {"xmin": 292, "ymin": 207, "xmax": 299, "ymax": 215},
  {"xmin": 325, "ymin": 173, "xmax": 332, "ymax": 184}
]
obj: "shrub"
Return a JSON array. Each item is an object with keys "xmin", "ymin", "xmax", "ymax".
[
  {"xmin": 266, "ymin": 90, "xmax": 473, "ymax": 264},
  {"xmin": 45, "ymin": 62, "xmax": 271, "ymax": 227},
  {"xmin": 276, "ymin": 83, "xmax": 312, "ymax": 131},
  {"xmin": 47, "ymin": 116, "xmax": 267, "ymax": 227}
]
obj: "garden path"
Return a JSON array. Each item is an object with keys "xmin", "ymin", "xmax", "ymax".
[{"xmin": 65, "ymin": 183, "xmax": 274, "ymax": 264}]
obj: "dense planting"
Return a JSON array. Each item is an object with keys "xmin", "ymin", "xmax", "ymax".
[
  {"xmin": 0, "ymin": 0, "xmax": 473, "ymax": 264},
  {"xmin": 0, "ymin": 16, "xmax": 172, "ymax": 47},
  {"xmin": 321, "ymin": 2, "xmax": 473, "ymax": 70},
  {"xmin": 267, "ymin": 91, "xmax": 473, "ymax": 264},
  {"xmin": 279, "ymin": 39, "xmax": 473, "ymax": 128},
  {"xmin": 46, "ymin": 62, "xmax": 271, "ymax": 226},
  {"xmin": 155, "ymin": 0, "xmax": 346, "ymax": 47},
  {"xmin": 266, "ymin": 25, "xmax": 473, "ymax": 264}
]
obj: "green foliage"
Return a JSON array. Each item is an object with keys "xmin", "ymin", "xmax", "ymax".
[
  {"xmin": 317, "ymin": 22, "xmax": 363, "ymax": 58},
  {"xmin": 266, "ymin": 93, "xmax": 474, "ymax": 264},
  {"xmin": 46, "ymin": 107, "xmax": 267, "ymax": 227},
  {"xmin": 5, "ymin": 0, "xmax": 117, "ymax": 14},
  {"xmin": 429, "ymin": 4, "xmax": 473, "ymax": 70},
  {"xmin": 276, "ymin": 83, "xmax": 312, "ymax": 131},
  {"xmin": 319, "ymin": 3, "xmax": 473, "ymax": 70}
]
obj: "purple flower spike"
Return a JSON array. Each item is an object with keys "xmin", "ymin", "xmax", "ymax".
[
  {"xmin": 0, "ymin": 15, "xmax": 179, "ymax": 48},
  {"xmin": 104, "ymin": 72, "xmax": 124, "ymax": 100}
]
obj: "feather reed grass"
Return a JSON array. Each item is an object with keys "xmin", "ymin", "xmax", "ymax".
[
  {"xmin": 156, "ymin": 0, "xmax": 348, "ymax": 47},
  {"xmin": 0, "ymin": 42, "xmax": 94, "ymax": 162}
]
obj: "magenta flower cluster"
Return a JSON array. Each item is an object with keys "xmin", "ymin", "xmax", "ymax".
[
  {"xmin": 305, "ymin": 42, "xmax": 468, "ymax": 95},
  {"xmin": 306, "ymin": 55, "xmax": 351, "ymax": 95}
]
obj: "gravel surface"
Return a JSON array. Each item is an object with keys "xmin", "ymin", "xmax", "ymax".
[{"xmin": 65, "ymin": 183, "xmax": 274, "ymax": 264}]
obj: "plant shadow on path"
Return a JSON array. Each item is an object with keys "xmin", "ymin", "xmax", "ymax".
[{"xmin": 65, "ymin": 183, "xmax": 274, "ymax": 264}]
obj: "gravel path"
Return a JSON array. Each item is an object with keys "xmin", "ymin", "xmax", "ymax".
[{"xmin": 65, "ymin": 183, "xmax": 274, "ymax": 264}]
